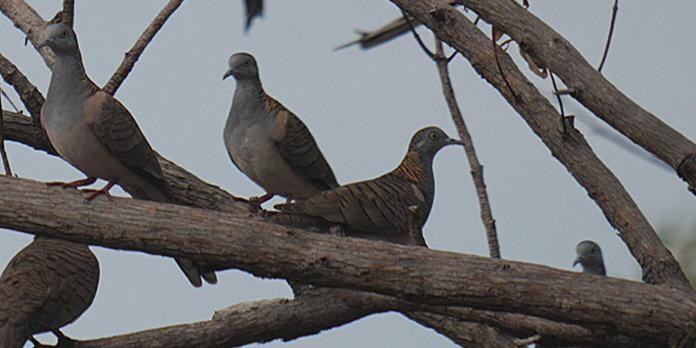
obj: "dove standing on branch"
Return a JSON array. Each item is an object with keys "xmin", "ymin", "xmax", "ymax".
[
  {"xmin": 223, "ymin": 52, "xmax": 338, "ymax": 206},
  {"xmin": 39, "ymin": 23, "xmax": 215, "ymax": 287},
  {"xmin": 573, "ymin": 240, "xmax": 606, "ymax": 276},
  {"xmin": 275, "ymin": 126, "xmax": 463, "ymax": 244},
  {"xmin": 0, "ymin": 237, "xmax": 99, "ymax": 348}
]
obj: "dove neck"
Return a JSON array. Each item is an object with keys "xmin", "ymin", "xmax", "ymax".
[
  {"xmin": 233, "ymin": 78, "xmax": 265, "ymax": 105},
  {"xmin": 581, "ymin": 260, "xmax": 606, "ymax": 276},
  {"xmin": 48, "ymin": 54, "xmax": 90, "ymax": 101},
  {"xmin": 394, "ymin": 151, "xmax": 435, "ymax": 202}
]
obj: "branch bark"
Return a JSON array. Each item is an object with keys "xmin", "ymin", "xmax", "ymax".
[
  {"xmin": 102, "ymin": 0, "xmax": 185, "ymax": 95},
  {"xmin": 0, "ymin": 0, "xmax": 52, "ymax": 66},
  {"xmin": 0, "ymin": 51, "xmax": 45, "ymax": 121},
  {"xmin": 0, "ymin": 175, "xmax": 693, "ymax": 346},
  {"xmin": 433, "ymin": 38, "xmax": 500, "ymax": 258},
  {"xmin": 388, "ymin": 0, "xmax": 693, "ymax": 293},
  {"xmin": 0, "ymin": 87, "xmax": 10, "ymax": 175},
  {"xmin": 456, "ymin": 0, "xmax": 696, "ymax": 193},
  {"xmin": 62, "ymin": 0, "xmax": 74, "ymax": 27}
]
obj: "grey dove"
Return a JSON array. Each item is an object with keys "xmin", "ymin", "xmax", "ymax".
[
  {"xmin": 39, "ymin": 23, "xmax": 215, "ymax": 287},
  {"xmin": 536, "ymin": 241, "xmax": 606, "ymax": 348},
  {"xmin": 223, "ymin": 52, "xmax": 338, "ymax": 205},
  {"xmin": 573, "ymin": 240, "xmax": 606, "ymax": 276},
  {"xmin": 274, "ymin": 126, "xmax": 463, "ymax": 244},
  {"xmin": 0, "ymin": 237, "xmax": 99, "ymax": 348}
]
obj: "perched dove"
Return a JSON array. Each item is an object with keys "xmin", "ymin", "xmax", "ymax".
[
  {"xmin": 275, "ymin": 126, "xmax": 463, "ymax": 244},
  {"xmin": 536, "ymin": 241, "xmax": 606, "ymax": 348},
  {"xmin": 223, "ymin": 52, "xmax": 338, "ymax": 205},
  {"xmin": 573, "ymin": 240, "xmax": 606, "ymax": 276},
  {"xmin": 39, "ymin": 23, "xmax": 214, "ymax": 287},
  {"xmin": 0, "ymin": 237, "xmax": 99, "ymax": 348}
]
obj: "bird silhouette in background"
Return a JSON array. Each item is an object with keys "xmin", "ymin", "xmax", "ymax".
[
  {"xmin": 243, "ymin": 0, "xmax": 264, "ymax": 32},
  {"xmin": 223, "ymin": 52, "xmax": 338, "ymax": 208},
  {"xmin": 0, "ymin": 237, "xmax": 99, "ymax": 348},
  {"xmin": 39, "ymin": 23, "xmax": 215, "ymax": 287},
  {"xmin": 274, "ymin": 126, "xmax": 463, "ymax": 245}
]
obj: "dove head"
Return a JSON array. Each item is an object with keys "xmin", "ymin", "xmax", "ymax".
[
  {"xmin": 40, "ymin": 23, "xmax": 79, "ymax": 56},
  {"xmin": 408, "ymin": 126, "xmax": 463, "ymax": 159},
  {"xmin": 573, "ymin": 240, "xmax": 606, "ymax": 275},
  {"xmin": 223, "ymin": 52, "xmax": 259, "ymax": 81}
]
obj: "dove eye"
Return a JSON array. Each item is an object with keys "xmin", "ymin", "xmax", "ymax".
[
  {"xmin": 429, "ymin": 132, "xmax": 437, "ymax": 140},
  {"xmin": 60, "ymin": 31, "xmax": 68, "ymax": 38}
]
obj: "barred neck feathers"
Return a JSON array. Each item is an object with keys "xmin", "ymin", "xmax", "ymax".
[{"xmin": 393, "ymin": 150, "xmax": 430, "ymax": 185}]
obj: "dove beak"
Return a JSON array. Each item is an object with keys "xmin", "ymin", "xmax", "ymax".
[
  {"xmin": 223, "ymin": 68, "xmax": 234, "ymax": 81},
  {"xmin": 446, "ymin": 138, "xmax": 465, "ymax": 146},
  {"xmin": 573, "ymin": 255, "xmax": 583, "ymax": 267}
]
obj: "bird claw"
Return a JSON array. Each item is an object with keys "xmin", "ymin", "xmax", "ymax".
[
  {"xmin": 247, "ymin": 193, "xmax": 274, "ymax": 214},
  {"xmin": 46, "ymin": 177, "xmax": 97, "ymax": 189},
  {"xmin": 81, "ymin": 181, "xmax": 117, "ymax": 201}
]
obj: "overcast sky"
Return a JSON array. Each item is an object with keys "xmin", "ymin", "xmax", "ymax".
[{"xmin": 1, "ymin": 1, "xmax": 695, "ymax": 347}]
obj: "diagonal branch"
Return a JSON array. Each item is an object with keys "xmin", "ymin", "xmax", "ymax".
[
  {"xmin": 102, "ymin": 0, "xmax": 184, "ymax": 95},
  {"xmin": 0, "ymin": 87, "xmax": 11, "ymax": 175},
  {"xmin": 0, "ymin": 175, "xmax": 693, "ymax": 347},
  {"xmin": 0, "ymin": 0, "xmax": 52, "ymax": 66},
  {"xmin": 433, "ymin": 38, "xmax": 500, "ymax": 258},
  {"xmin": 454, "ymin": 0, "xmax": 696, "ymax": 193},
  {"xmin": 388, "ymin": 0, "xmax": 694, "ymax": 293},
  {"xmin": 62, "ymin": 0, "xmax": 74, "ymax": 27},
  {"xmin": 0, "ymin": 51, "xmax": 45, "ymax": 122}
]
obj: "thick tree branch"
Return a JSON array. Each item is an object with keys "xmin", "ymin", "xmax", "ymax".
[
  {"xmin": 102, "ymin": 0, "xmax": 184, "ymax": 95},
  {"xmin": 456, "ymin": 0, "xmax": 696, "ymax": 193},
  {"xmin": 0, "ymin": 0, "xmax": 52, "ymax": 66},
  {"xmin": 388, "ymin": 0, "xmax": 693, "ymax": 293},
  {"xmin": 0, "ymin": 176, "xmax": 693, "ymax": 347}
]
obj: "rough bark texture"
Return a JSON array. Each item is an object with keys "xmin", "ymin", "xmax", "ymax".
[
  {"xmin": 0, "ymin": 175, "xmax": 693, "ymax": 347},
  {"xmin": 388, "ymin": 0, "xmax": 693, "ymax": 293},
  {"xmin": 456, "ymin": 0, "xmax": 696, "ymax": 192}
]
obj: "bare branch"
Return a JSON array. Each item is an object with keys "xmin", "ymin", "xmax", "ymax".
[
  {"xmin": 455, "ymin": 0, "xmax": 696, "ymax": 193},
  {"xmin": 598, "ymin": 0, "xmax": 619, "ymax": 72},
  {"xmin": 0, "ymin": 0, "xmax": 52, "ymax": 65},
  {"xmin": 0, "ymin": 175, "xmax": 693, "ymax": 346},
  {"xmin": 390, "ymin": 0, "xmax": 694, "ymax": 293},
  {"xmin": 0, "ymin": 52, "xmax": 45, "ymax": 121},
  {"xmin": 62, "ymin": 0, "xmax": 74, "ymax": 27},
  {"xmin": 403, "ymin": 312, "xmax": 515, "ymax": 348},
  {"xmin": 0, "ymin": 88, "xmax": 11, "ymax": 175},
  {"xmin": 102, "ymin": 0, "xmax": 184, "ymax": 95},
  {"xmin": 433, "ymin": 38, "xmax": 500, "ymax": 259}
]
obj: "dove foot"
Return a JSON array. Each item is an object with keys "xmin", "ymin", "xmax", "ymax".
[
  {"xmin": 248, "ymin": 192, "xmax": 275, "ymax": 213},
  {"xmin": 82, "ymin": 181, "xmax": 117, "ymax": 201},
  {"xmin": 46, "ymin": 177, "xmax": 97, "ymax": 189}
]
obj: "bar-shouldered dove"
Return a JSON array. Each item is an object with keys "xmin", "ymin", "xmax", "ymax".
[
  {"xmin": 222, "ymin": 52, "xmax": 338, "ymax": 206},
  {"xmin": 274, "ymin": 126, "xmax": 463, "ymax": 244},
  {"xmin": 0, "ymin": 237, "xmax": 99, "ymax": 348},
  {"xmin": 39, "ymin": 23, "xmax": 215, "ymax": 287},
  {"xmin": 536, "ymin": 241, "xmax": 607, "ymax": 347},
  {"xmin": 573, "ymin": 240, "xmax": 606, "ymax": 276}
]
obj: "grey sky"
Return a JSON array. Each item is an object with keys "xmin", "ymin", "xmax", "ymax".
[{"xmin": 1, "ymin": 1, "xmax": 695, "ymax": 346}]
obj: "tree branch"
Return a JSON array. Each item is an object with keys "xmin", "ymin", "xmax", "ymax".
[
  {"xmin": 102, "ymin": 0, "xmax": 185, "ymax": 95},
  {"xmin": 433, "ymin": 38, "xmax": 500, "ymax": 258},
  {"xmin": 455, "ymin": 0, "xmax": 696, "ymax": 193},
  {"xmin": 62, "ymin": 0, "xmax": 74, "ymax": 27},
  {"xmin": 388, "ymin": 0, "xmax": 694, "ymax": 293},
  {"xmin": 0, "ymin": 175, "xmax": 693, "ymax": 346},
  {"xmin": 0, "ymin": 52, "xmax": 45, "ymax": 122},
  {"xmin": 0, "ymin": 87, "xmax": 11, "ymax": 175},
  {"xmin": 0, "ymin": 0, "xmax": 52, "ymax": 66}
]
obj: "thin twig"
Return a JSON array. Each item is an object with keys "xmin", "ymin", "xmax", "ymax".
[
  {"xmin": 598, "ymin": 0, "xmax": 619, "ymax": 72},
  {"xmin": 491, "ymin": 28, "xmax": 517, "ymax": 102},
  {"xmin": 62, "ymin": 0, "xmax": 74, "ymax": 27},
  {"xmin": 549, "ymin": 72, "xmax": 566, "ymax": 133},
  {"xmin": 0, "ymin": 87, "xmax": 20, "ymax": 113},
  {"xmin": 402, "ymin": 10, "xmax": 434, "ymax": 59},
  {"xmin": 0, "ymin": 87, "xmax": 12, "ymax": 175},
  {"xmin": 103, "ymin": 0, "xmax": 184, "ymax": 95},
  {"xmin": 434, "ymin": 39, "xmax": 501, "ymax": 259}
]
